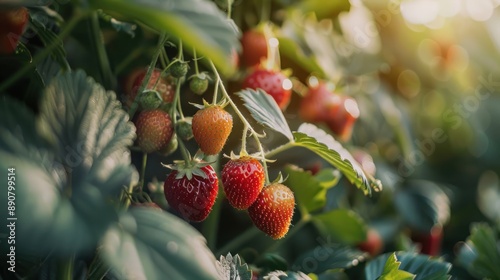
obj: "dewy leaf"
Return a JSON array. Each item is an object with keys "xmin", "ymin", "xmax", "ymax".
[
  {"xmin": 365, "ymin": 252, "xmax": 451, "ymax": 280},
  {"xmin": 312, "ymin": 209, "xmax": 367, "ymax": 245},
  {"xmin": 89, "ymin": 0, "xmax": 240, "ymax": 76},
  {"xmin": 101, "ymin": 208, "xmax": 220, "ymax": 280},
  {"xmin": 462, "ymin": 223, "xmax": 500, "ymax": 279},
  {"xmin": 377, "ymin": 253, "xmax": 415, "ymax": 280},
  {"xmin": 216, "ymin": 253, "xmax": 252, "ymax": 280},
  {"xmin": 293, "ymin": 123, "xmax": 382, "ymax": 196},
  {"xmin": 292, "ymin": 243, "xmax": 367, "ymax": 274},
  {"xmin": 236, "ymin": 88, "xmax": 294, "ymax": 140},
  {"xmin": 394, "ymin": 180, "xmax": 450, "ymax": 233}
]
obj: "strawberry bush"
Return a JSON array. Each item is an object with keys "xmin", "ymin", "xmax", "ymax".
[{"xmin": 1, "ymin": 0, "xmax": 500, "ymax": 279}]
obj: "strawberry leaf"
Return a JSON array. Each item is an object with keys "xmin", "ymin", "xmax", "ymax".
[
  {"xmin": 0, "ymin": 71, "xmax": 137, "ymax": 255},
  {"xmin": 216, "ymin": 253, "xmax": 252, "ymax": 280},
  {"xmin": 236, "ymin": 88, "xmax": 294, "ymax": 140},
  {"xmin": 292, "ymin": 243, "xmax": 368, "ymax": 274},
  {"xmin": 89, "ymin": 0, "xmax": 240, "ymax": 76},
  {"xmin": 293, "ymin": 123, "xmax": 382, "ymax": 196},
  {"xmin": 377, "ymin": 253, "xmax": 415, "ymax": 280},
  {"xmin": 312, "ymin": 209, "xmax": 367, "ymax": 245},
  {"xmin": 30, "ymin": 12, "xmax": 69, "ymax": 70},
  {"xmin": 365, "ymin": 252, "xmax": 451, "ymax": 280},
  {"xmin": 101, "ymin": 208, "xmax": 220, "ymax": 280}
]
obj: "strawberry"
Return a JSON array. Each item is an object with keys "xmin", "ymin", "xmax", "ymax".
[
  {"xmin": 176, "ymin": 117, "xmax": 193, "ymax": 141},
  {"xmin": 248, "ymin": 183, "xmax": 295, "ymax": 239},
  {"xmin": 0, "ymin": 7, "xmax": 29, "ymax": 54},
  {"xmin": 164, "ymin": 164, "xmax": 219, "ymax": 222},
  {"xmin": 222, "ymin": 156, "xmax": 265, "ymax": 210},
  {"xmin": 192, "ymin": 105, "xmax": 233, "ymax": 155},
  {"xmin": 124, "ymin": 68, "xmax": 175, "ymax": 109},
  {"xmin": 325, "ymin": 96, "xmax": 359, "ymax": 141},
  {"xmin": 242, "ymin": 68, "xmax": 292, "ymax": 110},
  {"xmin": 241, "ymin": 29, "xmax": 268, "ymax": 67},
  {"xmin": 357, "ymin": 228, "xmax": 383, "ymax": 257},
  {"xmin": 299, "ymin": 82, "xmax": 340, "ymax": 123},
  {"xmin": 189, "ymin": 73, "xmax": 210, "ymax": 95},
  {"xmin": 170, "ymin": 60, "xmax": 189, "ymax": 78},
  {"xmin": 134, "ymin": 109, "xmax": 174, "ymax": 153}
]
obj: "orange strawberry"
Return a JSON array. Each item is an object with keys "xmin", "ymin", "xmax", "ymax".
[
  {"xmin": 134, "ymin": 109, "xmax": 174, "ymax": 153},
  {"xmin": 192, "ymin": 105, "xmax": 233, "ymax": 155}
]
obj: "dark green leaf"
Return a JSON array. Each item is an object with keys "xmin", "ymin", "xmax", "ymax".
[
  {"xmin": 394, "ymin": 180, "xmax": 450, "ymax": 232},
  {"xmin": 293, "ymin": 123, "xmax": 382, "ymax": 196},
  {"xmin": 278, "ymin": 35, "xmax": 325, "ymax": 78},
  {"xmin": 256, "ymin": 253, "xmax": 289, "ymax": 276},
  {"xmin": 89, "ymin": 0, "xmax": 240, "ymax": 76},
  {"xmin": 316, "ymin": 270, "xmax": 349, "ymax": 280},
  {"xmin": 377, "ymin": 253, "xmax": 415, "ymax": 280},
  {"xmin": 216, "ymin": 253, "xmax": 252, "ymax": 280},
  {"xmin": 236, "ymin": 88, "xmax": 293, "ymax": 140},
  {"xmin": 285, "ymin": 165, "xmax": 340, "ymax": 213},
  {"xmin": 292, "ymin": 243, "xmax": 367, "ymax": 274},
  {"xmin": 29, "ymin": 16, "xmax": 69, "ymax": 70},
  {"xmin": 460, "ymin": 223, "xmax": 500, "ymax": 279},
  {"xmin": 101, "ymin": 208, "xmax": 220, "ymax": 280},
  {"xmin": 365, "ymin": 252, "xmax": 451, "ymax": 280},
  {"xmin": 312, "ymin": 209, "xmax": 367, "ymax": 245}
]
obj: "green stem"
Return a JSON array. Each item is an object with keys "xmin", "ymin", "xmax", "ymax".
[
  {"xmin": 89, "ymin": 11, "xmax": 115, "ymax": 89},
  {"xmin": 202, "ymin": 155, "xmax": 222, "ymax": 251},
  {"xmin": 212, "ymin": 69, "xmax": 220, "ymax": 104},
  {"xmin": 128, "ymin": 32, "xmax": 167, "ymax": 118},
  {"xmin": 175, "ymin": 80, "xmax": 185, "ymax": 119},
  {"xmin": 215, "ymin": 226, "xmax": 261, "ymax": 257},
  {"xmin": 264, "ymin": 142, "xmax": 295, "ymax": 159},
  {"xmin": 193, "ymin": 48, "xmax": 200, "ymax": 75},
  {"xmin": 115, "ymin": 46, "xmax": 145, "ymax": 75},
  {"xmin": 0, "ymin": 11, "xmax": 88, "ymax": 92},
  {"xmin": 57, "ymin": 254, "xmax": 74, "ymax": 280},
  {"xmin": 227, "ymin": 0, "xmax": 232, "ymax": 19},
  {"xmin": 240, "ymin": 126, "xmax": 248, "ymax": 156},
  {"xmin": 209, "ymin": 61, "xmax": 271, "ymax": 183},
  {"xmin": 177, "ymin": 137, "xmax": 192, "ymax": 164},
  {"xmin": 138, "ymin": 152, "xmax": 148, "ymax": 191}
]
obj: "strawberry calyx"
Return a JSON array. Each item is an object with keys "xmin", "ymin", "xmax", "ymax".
[
  {"xmin": 271, "ymin": 172, "xmax": 287, "ymax": 184},
  {"xmin": 162, "ymin": 157, "xmax": 213, "ymax": 181},
  {"xmin": 190, "ymin": 99, "xmax": 230, "ymax": 110}
]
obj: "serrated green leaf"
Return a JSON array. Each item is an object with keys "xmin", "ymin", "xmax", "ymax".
[
  {"xmin": 312, "ymin": 209, "xmax": 367, "ymax": 245},
  {"xmin": 236, "ymin": 88, "xmax": 293, "ymax": 140},
  {"xmin": 38, "ymin": 70, "xmax": 137, "ymax": 197},
  {"xmin": 264, "ymin": 271, "xmax": 312, "ymax": 280},
  {"xmin": 292, "ymin": 243, "xmax": 367, "ymax": 274},
  {"xmin": 462, "ymin": 223, "xmax": 500, "ymax": 279},
  {"xmin": 394, "ymin": 180, "xmax": 450, "ymax": 233},
  {"xmin": 365, "ymin": 252, "xmax": 451, "ymax": 280},
  {"xmin": 292, "ymin": 123, "xmax": 382, "ymax": 196},
  {"xmin": 89, "ymin": 0, "xmax": 239, "ymax": 76},
  {"xmin": 101, "ymin": 208, "xmax": 220, "ymax": 280},
  {"xmin": 285, "ymin": 165, "xmax": 339, "ymax": 213},
  {"xmin": 256, "ymin": 253, "xmax": 289, "ymax": 276},
  {"xmin": 216, "ymin": 253, "xmax": 252, "ymax": 280},
  {"xmin": 377, "ymin": 253, "xmax": 415, "ymax": 280}
]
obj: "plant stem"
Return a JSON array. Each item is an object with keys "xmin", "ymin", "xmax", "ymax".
[
  {"xmin": 203, "ymin": 170, "xmax": 223, "ymax": 251},
  {"xmin": 57, "ymin": 254, "xmax": 74, "ymax": 280},
  {"xmin": 215, "ymin": 226, "xmax": 261, "ymax": 257},
  {"xmin": 0, "ymin": 11, "xmax": 88, "ymax": 92},
  {"xmin": 209, "ymin": 60, "xmax": 271, "ymax": 183},
  {"xmin": 115, "ymin": 46, "xmax": 144, "ymax": 75},
  {"xmin": 177, "ymin": 137, "xmax": 192, "ymax": 164},
  {"xmin": 138, "ymin": 152, "xmax": 148, "ymax": 191},
  {"xmin": 264, "ymin": 142, "xmax": 295, "ymax": 159},
  {"xmin": 193, "ymin": 48, "xmax": 200, "ymax": 75},
  {"xmin": 89, "ymin": 11, "xmax": 115, "ymax": 89},
  {"xmin": 128, "ymin": 32, "xmax": 167, "ymax": 118}
]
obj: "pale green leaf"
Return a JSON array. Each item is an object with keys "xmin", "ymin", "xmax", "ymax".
[
  {"xmin": 377, "ymin": 253, "xmax": 415, "ymax": 280},
  {"xmin": 312, "ymin": 209, "xmax": 367, "ymax": 245},
  {"xmin": 236, "ymin": 88, "xmax": 293, "ymax": 140}
]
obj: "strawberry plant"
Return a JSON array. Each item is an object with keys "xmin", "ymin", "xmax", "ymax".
[{"xmin": 1, "ymin": 0, "xmax": 500, "ymax": 280}]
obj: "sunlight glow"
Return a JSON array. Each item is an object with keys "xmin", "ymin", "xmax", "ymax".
[
  {"xmin": 282, "ymin": 78, "xmax": 293, "ymax": 91},
  {"xmin": 400, "ymin": 0, "xmax": 440, "ymax": 25}
]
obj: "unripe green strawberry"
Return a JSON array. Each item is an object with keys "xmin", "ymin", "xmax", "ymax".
[
  {"xmin": 176, "ymin": 117, "xmax": 194, "ymax": 141},
  {"xmin": 222, "ymin": 156, "xmax": 265, "ymax": 210},
  {"xmin": 164, "ymin": 164, "xmax": 219, "ymax": 222},
  {"xmin": 192, "ymin": 105, "xmax": 233, "ymax": 155},
  {"xmin": 170, "ymin": 61, "xmax": 189, "ymax": 78},
  {"xmin": 248, "ymin": 183, "xmax": 295, "ymax": 239},
  {"xmin": 139, "ymin": 90, "xmax": 163, "ymax": 110},
  {"xmin": 134, "ymin": 110, "xmax": 174, "ymax": 153},
  {"xmin": 189, "ymin": 73, "xmax": 209, "ymax": 95},
  {"xmin": 124, "ymin": 68, "xmax": 175, "ymax": 109}
]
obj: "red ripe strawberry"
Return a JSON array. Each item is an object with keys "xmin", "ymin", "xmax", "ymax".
[
  {"xmin": 241, "ymin": 29, "xmax": 267, "ymax": 67},
  {"xmin": 192, "ymin": 105, "xmax": 233, "ymax": 155},
  {"xmin": 124, "ymin": 68, "xmax": 175, "ymax": 108},
  {"xmin": 0, "ymin": 7, "xmax": 29, "ymax": 54},
  {"xmin": 325, "ymin": 96, "xmax": 359, "ymax": 141},
  {"xmin": 357, "ymin": 228, "xmax": 383, "ymax": 257},
  {"xmin": 164, "ymin": 165, "xmax": 219, "ymax": 222},
  {"xmin": 248, "ymin": 183, "xmax": 295, "ymax": 239},
  {"xmin": 299, "ymin": 82, "xmax": 340, "ymax": 123},
  {"xmin": 222, "ymin": 156, "xmax": 265, "ymax": 210},
  {"xmin": 134, "ymin": 109, "xmax": 174, "ymax": 153},
  {"xmin": 242, "ymin": 68, "xmax": 292, "ymax": 110},
  {"xmin": 411, "ymin": 226, "xmax": 443, "ymax": 256}
]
